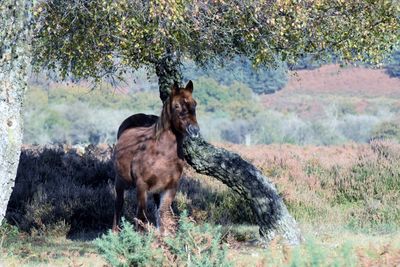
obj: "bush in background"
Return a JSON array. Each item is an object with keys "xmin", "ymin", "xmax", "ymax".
[{"xmin": 371, "ymin": 120, "xmax": 400, "ymax": 142}]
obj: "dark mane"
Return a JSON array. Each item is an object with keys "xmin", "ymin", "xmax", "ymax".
[
  {"xmin": 154, "ymin": 97, "xmax": 172, "ymax": 139},
  {"xmin": 117, "ymin": 113, "xmax": 159, "ymax": 139}
]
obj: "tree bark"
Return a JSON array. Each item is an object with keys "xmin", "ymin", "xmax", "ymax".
[
  {"xmin": 155, "ymin": 55, "xmax": 302, "ymax": 245},
  {"xmin": 0, "ymin": 0, "xmax": 31, "ymax": 225},
  {"xmin": 155, "ymin": 53, "xmax": 183, "ymax": 103}
]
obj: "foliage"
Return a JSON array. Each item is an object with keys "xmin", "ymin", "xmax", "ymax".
[
  {"xmin": 164, "ymin": 212, "xmax": 231, "ymax": 267},
  {"xmin": 193, "ymin": 77, "xmax": 262, "ymax": 119},
  {"xmin": 249, "ymin": 139, "xmax": 400, "ymax": 231},
  {"xmin": 33, "ymin": 0, "xmax": 400, "ymax": 81},
  {"xmin": 95, "ymin": 213, "xmax": 231, "ymax": 267},
  {"xmin": 385, "ymin": 48, "xmax": 400, "ymax": 78},
  {"xmin": 95, "ymin": 220, "xmax": 163, "ymax": 267},
  {"xmin": 184, "ymin": 57, "xmax": 288, "ymax": 95}
]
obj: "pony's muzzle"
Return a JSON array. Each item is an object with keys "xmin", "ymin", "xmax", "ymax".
[{"xmin": 186, "ymin": 124, "xmax": 200, "ymax": 138}]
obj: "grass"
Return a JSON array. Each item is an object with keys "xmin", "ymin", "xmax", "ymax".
[
  {"xmin": 0, "ymin": 224, "xmax": 105, "ymax": 267},
  {"xmin": 2, "ymin": 140, "xmax": 400, "ymax": 265},
  {"xmin": 1, "ymin": 222, "xmax": 399, "ymax": 266}
]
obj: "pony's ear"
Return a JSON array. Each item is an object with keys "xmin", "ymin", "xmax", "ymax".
[
  {"xmin": 185, "ymin": 80, "xmax": 193, "ymax": 93},
  {"xmin": 171, "ymin": 81, "xmax": 180, "ymax": 95}
]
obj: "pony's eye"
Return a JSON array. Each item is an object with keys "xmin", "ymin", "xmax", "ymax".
[{"xmin": 174, "ymin": 104, "xmax": 180, "ymax": 109}]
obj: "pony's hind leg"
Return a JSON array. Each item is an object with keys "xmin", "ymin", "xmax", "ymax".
[
  {"xmin": 113, "ymin": 178, "xmax": 125, "ymax": 232},
  {"xmin": 153, "ymin": 193, "xmax": 161, "ymax": 228},
  {"xmin": 159, "ymin": 187, "xmax": 177, "ymax": 235}
]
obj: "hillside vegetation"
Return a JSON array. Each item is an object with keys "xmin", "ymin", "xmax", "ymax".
[{"xmin": 25, "ymin": 64, "xmax": 400, "ymax": 146}]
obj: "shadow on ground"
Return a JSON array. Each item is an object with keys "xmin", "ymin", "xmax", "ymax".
[{"xmin": 6, "ymin": 144, "xmax": 253, "ymax": 241}]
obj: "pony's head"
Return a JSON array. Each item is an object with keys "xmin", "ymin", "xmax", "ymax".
[{"xmin": 168, "ymin": 80, "xmax": 200, "ymax": 138}]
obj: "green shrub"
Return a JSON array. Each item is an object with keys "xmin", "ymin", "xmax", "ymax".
[
  {"xmin": 95, "ymin": 213, "xmax": 232, "ymax": 267},
  {"xmin": 95, "ymin": 219, "xmax": 164, "ymax": 267},
  {"xmin": 164, "ymin": 212, "xmax": 231, "ymax": 267}
]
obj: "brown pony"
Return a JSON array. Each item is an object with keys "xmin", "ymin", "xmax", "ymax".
[{"xmin": 113, "ymin": 81, "xmax": 199, "ymax": 234}]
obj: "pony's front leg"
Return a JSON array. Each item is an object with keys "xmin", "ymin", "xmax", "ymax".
[{"xmin": 159, "ymin": 187, "xmax": 177, "ymax": 235}]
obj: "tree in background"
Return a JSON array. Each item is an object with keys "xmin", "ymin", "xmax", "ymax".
[
  {"xmin": 386, "ymin": 49, "xmax": 400, "ymax": 78},
  {"xmin": 1, "ymin": 0, "xmax": 399, "ymax": 245},
  {"xmin": 183, "ymin": 57, "xmax": 288, "ymax": 94}
]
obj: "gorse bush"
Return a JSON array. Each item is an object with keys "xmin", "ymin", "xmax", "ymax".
[
  {"xmin": 95, "ymin": 213, "xmax": 231, "ymax": 267},
  {"xmin": 95, "ymin": 219, "xmax": 164, "ymax": 267}
]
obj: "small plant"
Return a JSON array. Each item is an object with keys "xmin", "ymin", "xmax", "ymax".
[
  {"xmin": 95, "ymin": 212, "xmax": 232, "ymax": 267},
  {"xmin": 164, "ymin": 212, "xmax": 231, "ymax": 267},
  {"xmin": 95, "ymin": 219, "xmax": 163, "ymax": 267}
]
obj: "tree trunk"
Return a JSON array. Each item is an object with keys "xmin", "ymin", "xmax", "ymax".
[
  {"xmin": 0, "ymin": 0, "xmax": 31, "ymax": 225},
  {"xmin": 155, "ymin": 55, "xmax": 302, "ymax": 245}
]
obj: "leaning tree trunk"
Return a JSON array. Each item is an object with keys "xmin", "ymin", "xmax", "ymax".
[
  {"xmin": 0, "ymin": 0, "xmax": 31, "ymax": 225},
  {"xmin": 155, "ymin": 54, "xmax": 302, "ymax": 245}
]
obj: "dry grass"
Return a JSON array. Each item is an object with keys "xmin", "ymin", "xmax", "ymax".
[{"xmin": 217, "ymin": 140, "xmax": 400, "ymax": 230}]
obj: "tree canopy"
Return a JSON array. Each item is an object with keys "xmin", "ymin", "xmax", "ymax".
[{"xmin": 34, "ymin": 0, "xmax": 400, "ymax": 81}]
